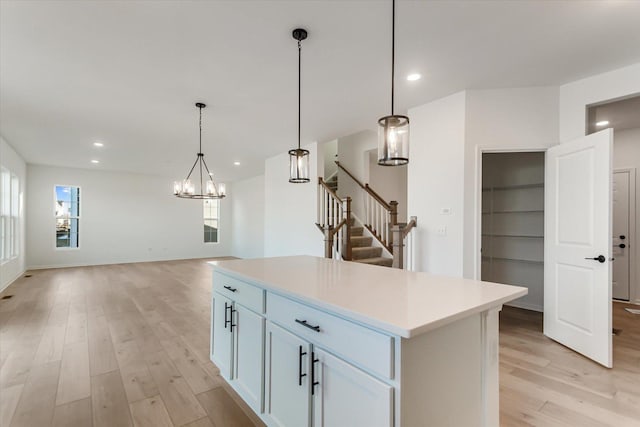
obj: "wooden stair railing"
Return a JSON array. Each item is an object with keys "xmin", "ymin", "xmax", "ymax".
[
  {"xmin": 392, "ymin": 216, "xmax": 417, "ymax": 269},
  {"xmin": 317, "ymin": 177, "xmax": 352, "ymax": 260},
  {"xmin": 335, "ymin": 161, "xmax": 398, "ymax": 252}
]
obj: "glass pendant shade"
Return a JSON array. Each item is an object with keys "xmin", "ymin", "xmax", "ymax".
[
  {"xmin": 378, "ymin": 114, "xmax": 409, "ymax": 166},
  {"xmin": 289, "ymin": 148, "xmax": 310, "ymax": 183}
]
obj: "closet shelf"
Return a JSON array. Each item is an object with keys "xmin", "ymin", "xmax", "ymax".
[
  {"xmin": 482, "ymin": 234, "xmax": 544, "ymax": 238},
  {"xmin": 482, "ymin": 210, "xmax": 544, "ymax": 214},
  {"xmin": 482, "ymin": 183, "xmax": 544, "ymax": 191},
  {"xmin": 482, "ymin": 256, "xmax": 543, "ymax": 265}
]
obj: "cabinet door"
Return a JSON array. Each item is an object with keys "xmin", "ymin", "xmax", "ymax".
[
  {"xmin": 265, "ymin": 322, "xmax": 311, "ymax": 427},
  {"xmin": 211, "ymin": 293, "xmax": 233, "ymax": 379},
  {"xmin": 233, "ymin": 304, "xmax": 265, "ymax": 413},
  {"xmin": 312, "ymin": 348, "xmax": 393, "ymax": 427}
]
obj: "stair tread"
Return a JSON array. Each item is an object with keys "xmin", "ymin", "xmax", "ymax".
[{"xmin": 352, "ymin": 257, "xmax": 393, "ymax": 267}]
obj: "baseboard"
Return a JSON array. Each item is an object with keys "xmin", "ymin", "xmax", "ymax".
[
  {"xmin": 505, "ymin": 300, "xmax": 543, "ymax": 313},
  {"xmin": 0, "ymin": 269, "xmax": 25, "ymax": 293},
  {"xmin": 27, "ymin": 254, "xmax": 235, "ymax": 271}
]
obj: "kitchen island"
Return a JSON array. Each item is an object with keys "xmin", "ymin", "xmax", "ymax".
[{"xmin": 209, "ymin": 255, "xmax": 527, "ymax": 427}]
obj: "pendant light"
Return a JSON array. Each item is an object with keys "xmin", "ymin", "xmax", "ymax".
[
  {"xmin": 173, "ymin": 103, "xmax": 226, "ymax": 199},
  {"xmin": 378, "ymin": 0, "xmax": 409, "ymax": 166},
  {"xmin": 289, "ymin": 28, "xmax": 310, "ymax": 183}
]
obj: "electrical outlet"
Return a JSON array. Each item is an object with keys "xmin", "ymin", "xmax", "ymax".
[{"xmin": 440, "ymin": 207, "xmax": 451, "ymax": 215}]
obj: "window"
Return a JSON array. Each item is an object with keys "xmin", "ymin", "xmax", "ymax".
[
  {"xmin": 0, "ymin": 168, "xmax": 19, "ymax": 262},
  {"xmin": 203, "ymin": 199, "xmax": 219, "ymax": 243},
  {"xmin": 55, "ymin": 185, "xmax": 80, "ymax": 248}
]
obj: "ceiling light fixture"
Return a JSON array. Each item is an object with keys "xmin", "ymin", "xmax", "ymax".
[
  {"xmin": 596, "ymin": 120, "xmax": 610, "ymax": 127},
  {"xmin": 406, "ymin": 73, "xmax": 421, "ymax": 81},
  {"xmin": 234, "ymin": 161, "xmax": 241, "ymax": 166},
  {"xmin": 91, "ymin": 159, "xmax": 99, "ymax": 164},
  {"xmin": 173, "ymin": 103, "xmax": 226, "ymax": 199},
  {"xmin": 93, "ymin": 142, "xmax": 104, "ymax": 147},
  {"xmin": 288, "ymin": 28, "xmax": 310, "ymax": 183},
  {"xmin": 378, "ymin": 0, "xmax": 409, "ymax": 166}
]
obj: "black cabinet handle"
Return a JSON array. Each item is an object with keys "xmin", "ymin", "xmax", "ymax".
[
  {"xmin": 223, "ymin": 285, "xmax": 237, "ymax": 292},
  {"xmin": 620, "ymin": 235, "xmax": 626, "ymax": 240},
  {"xmin": 298, "ymin": 345, "xmax": 307, "ymax": 386},
  {"xmin": 584, "ymin": 255, "xmax": 606, "ymax": 263},
  {"xmin": 619, "ymin": 243, "xmax": 626, "ymax": 249},
  {"xmin": 230, "ymin": 307, "xmax": 237, "ymax": 333},
  {"xmin": 224, "ymin": 302, "xmax": 230, "ymax": 329},
  {"xmin": 311, "ymin": 352, "xmax": 319, "ymax": 395},
  {"xmin": 295, "ymin": 319, "xmax": 321, "ymax": 332}
]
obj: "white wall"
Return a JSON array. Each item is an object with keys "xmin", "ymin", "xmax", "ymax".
[
  {"xmin": 408, "ymin": 91, "xmax": 466, "ymax": 276},
  {"xmin": 559, "ymin": 63, "xmax": 640, "ymax": 142},
  {"xmin": 613, "ymin": 127, "xmax": 640, "ymax": 304},
  {"xmin": 263, "ymin": 142, "xmax": 323, "ymax": 257},
  {"xmin": 323, "ymin": 139, "xmax": 338, "ymax": 179},
  {"xmin": 0, "ymin": 137, "xmax": 27, "ymax": 291},
  {"xmin": 231, "ymin": 174, "xmax": 265, "ymax": 259},
  {"xmin": 336, "ymin": 130, "xmax": 377, "ymax": 222},
  {"xmin": 464, "ymin": 87, "xmax": 559, "ymax": 278},
  {"xmin": 26, "ymin": 165, "xmax": 232, "ymax": 269},
  {"xmin": 367, "ymin": 150, "xmax": 408, "ymax": 222}
]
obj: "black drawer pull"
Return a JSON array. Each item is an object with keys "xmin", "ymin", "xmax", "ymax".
[
  {"xmin": 295, "ymin": 319, "xmax": 321, "ymax": 332},
  {"xmin": 223, "ymin": 285, "xmax": 237, "ymax": 292}
]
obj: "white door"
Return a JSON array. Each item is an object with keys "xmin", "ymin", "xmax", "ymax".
[
  {"xmin": 312, "ymin": 348, "xmax": 392, "ymax": 427},
  {"xmin": 544, "ymin": 129, "xmax": 613, "ymax": 367},
  {"xmin": 211, "ymin": 293, "xmax": 233, "ymax": 378},
  {"xmin": 264, "ymin": 322, "xmax": 311, "ymax": 427},
  {"xmin": 233, "ymin": 304, "xmax": 265, "ymax": 413},
  {"xmin": 613, "ymin": 170, "xmax": 631, "ymax": 301}
]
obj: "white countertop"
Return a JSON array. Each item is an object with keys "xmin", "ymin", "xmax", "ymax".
[{"xmin": 209, "ymin": 256, "xmax": 527, "ymax": 338}]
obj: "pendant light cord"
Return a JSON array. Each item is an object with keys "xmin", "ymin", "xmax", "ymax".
[
  {"xmin": 391, "ymin": 0, "xmax": 395, "ymax": 115},
  {"xmin": 298, "ymin": 39, "xmax": 302, "ymax": 150},
  {"xmin": 199, "ymin": 105, "xmax": 203, "ymax": 154}
]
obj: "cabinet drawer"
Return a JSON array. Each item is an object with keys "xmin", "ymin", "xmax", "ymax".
[
  {"xmin": 266, "ymin": 292, "xmax": 394, "ymax": 379},
  {"xmin": 213, "ymin": 271, "xmax": 265, "ymax": 314}
]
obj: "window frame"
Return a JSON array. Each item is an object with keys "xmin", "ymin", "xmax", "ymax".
[
  {"xmin": 54, "ymin": 184, "xmax": 81, "ymax": 250},
  {"xmin": 0, "ymin": 167, "xmax": 12, "ymax": 263},
  {"xmin": 203, "ymin": 199, "xmax": 220, "ymax": 244}
]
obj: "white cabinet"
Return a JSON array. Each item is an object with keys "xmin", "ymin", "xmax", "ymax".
[
  {"xmin": 312, "ymin": 348, "xmax": 392, "ymax": 427},
  {"xmin": 234, "ymin": 304, "xmax": 265, "ymax": 412},
  {"xmin": 264, "ymin": 322, "xmax": 311, "ymax": 427},
  {"xmin": 211, "ymin": 292, "xmax": 233, "ymax": 378},
  {"xmin": 210, "ymin": 274, "xmax": 265, "ymax": 414}
]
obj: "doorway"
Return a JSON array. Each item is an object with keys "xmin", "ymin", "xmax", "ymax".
[
  {"xmin": 612, "ymin": 169, "xmax": 636, "ymax": 301},
  {"xmin": 481, "ymin": 152, "xmax": 545, "ymax": 312}
]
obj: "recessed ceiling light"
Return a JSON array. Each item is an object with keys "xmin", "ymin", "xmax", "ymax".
[
  {"xmin": 234, "ymin": 161, "xmax": 241, "ymax": 166},
  {"xmin": 406, "ymin": 73, "xmax": 421, "ymax": 81},
  {"xmin": 91, "ymin": 160, "xmax": 99, "ymax": 164},
  {"xmin": 93, "ymin": 142, "xmax": 104, "ymax": 147},
  {"xmin": 596, "ymin": 120, "xmax": 610, "ymax": 127}
]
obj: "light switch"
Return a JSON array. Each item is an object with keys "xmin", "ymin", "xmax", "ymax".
[
  {"xmin": 437, "ymin": 226, "xmax": 447, "ymax": 236},
  {"xmin": 440, "ymin": 207, "xmax": 451, "ymax": 215}
]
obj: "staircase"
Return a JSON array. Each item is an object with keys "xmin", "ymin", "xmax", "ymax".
[
  {"xmin": 317, "ymin": 161, "xmax": 417, "ymax": 269},
  {"xmin": 349, "ymin": 219, "xmax": 393, "ymax": 267}
]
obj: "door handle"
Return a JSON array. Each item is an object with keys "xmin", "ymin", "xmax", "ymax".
[
  {"xmin": 230, "ymin": 307, "xmax": 237, "ymax": 333},
  {"xmin": 618, "ymin": 243, "xmax": 626, "ymax": 249},
  {"xmin": 584, "ymin": 255, "xmax": 606, "ymax": 263}
]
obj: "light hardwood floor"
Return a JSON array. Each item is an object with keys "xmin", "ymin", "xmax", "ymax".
[{"xmin": 0, "ymin": 258, "xmax": 638, "ymax": 426}]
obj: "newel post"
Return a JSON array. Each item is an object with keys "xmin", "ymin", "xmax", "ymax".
[
  {"xmin": 324, "ymin": 226, "xmax": 334, "ymax": 259},
  {"xmin": 392, "ymin": 224, "xmax": 404, "ymax": 269},
  {"xmin": 344, "ymin": 197, "xmax": 352, "ymax": 261},
  {"xmin": 389, "ymin": 201, "xmax": 399, "ymax": 248}
]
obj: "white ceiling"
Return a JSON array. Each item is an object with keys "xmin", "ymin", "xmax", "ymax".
[{"xmin": 2, "ymin": 0, "xmax": 640, "ymax": 182}]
